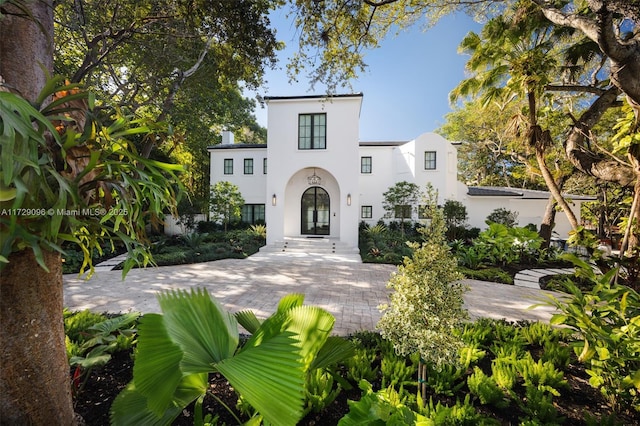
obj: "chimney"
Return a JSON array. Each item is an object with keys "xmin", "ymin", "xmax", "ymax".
[{"xmin": 221, "ymin": 131, "xmax": 234, "ymax": 145}]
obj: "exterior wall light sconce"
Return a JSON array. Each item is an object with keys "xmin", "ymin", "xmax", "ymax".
[
  {"xmin": 347, "ymin": 193, "xmax": 351, "ymax": 206},
  {"xmin": 272, "ymin": 194, "xmax": 277, "ymax": 206}
]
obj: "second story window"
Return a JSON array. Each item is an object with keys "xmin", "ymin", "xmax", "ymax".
[
  {"xmin": 298, "ymin": 113, "xmax": 326, "ymax": 149},
  {"xmin": 244, "ymin": 158, "xmax": 253, "ymax": 175},
  {"xmin": 224, "ymin": 158, "xmax": 233, "ymax": 175},
  {"xmin": 361, "ymin": 156, "xmax": 372, "ymax": 173},
  {"xmin": 424, "ymin": 151, "xmax": 437, "ymax": 170}
]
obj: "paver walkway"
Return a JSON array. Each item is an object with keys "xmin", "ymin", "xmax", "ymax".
[{"xmin": 64, "ymin": 253, "xmax": 562, "ymax": 335}]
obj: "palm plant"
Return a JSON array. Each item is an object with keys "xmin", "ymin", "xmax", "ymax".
[
  {"xmin": 111, "ymin": 290, "xmax": 350, "ymax": 425},
  {"xmin": 450, "ymin": 1, "xmax": 581, "ymax": 235}
]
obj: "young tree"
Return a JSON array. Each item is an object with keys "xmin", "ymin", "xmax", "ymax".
[
  {"xmin": 382, "ymin": 181, "xmax": 422, "ymax": 234},
  {"xmin": 209, "ymin": 181, "xmax": 245, "ymax": 232},
  {"xmin": 0, "ymin": 2, "xmax": 181, "ymax": 423},
  {"xmin": 442, "ymin": 199, "xmax": 468, "ymax": 240},
  {"xmin": 378, "ymin": 186, "xmax": 468, "ymax": 404}
]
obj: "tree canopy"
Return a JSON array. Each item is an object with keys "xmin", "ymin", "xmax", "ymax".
[{"xmin": 52, "ymin": 0, "xmax": 282, "ymax": 201}]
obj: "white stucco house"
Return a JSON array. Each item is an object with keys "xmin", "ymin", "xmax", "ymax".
[{"xmin": 204, "ymin": 94, "xmax": 592, "ymax": 250}]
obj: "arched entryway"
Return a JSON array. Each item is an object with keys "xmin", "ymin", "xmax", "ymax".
[{"xmin": 301, "ymin": 186, "xmax": 330, "ymax": 235}]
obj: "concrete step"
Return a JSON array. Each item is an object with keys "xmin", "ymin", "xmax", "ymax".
[{"xmin": 259, "ymin": 238, "xmax": 358, "ymax": 255}]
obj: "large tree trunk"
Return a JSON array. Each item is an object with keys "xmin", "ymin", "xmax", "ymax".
[
  {"xmin": 0, "ymin": 1, "xmax": 77, "ymax": 424},
  {"xmin": 539, "ymin": 195, "xmax": 557, "ymax": 249},
  {"xmin": 0, "ymin": 1, "xmax": 54, "ymax": 100},
  {"xmin": 0, "ymin": 251, "xmax": 76, "ymax": 425}
]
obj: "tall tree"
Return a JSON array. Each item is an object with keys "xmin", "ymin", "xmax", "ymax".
[
  {"xmin": 1, "ymin": 1, "xmax": 180, "ymax": 423},
  {"xmin": 54, "ymin": 0, "xmax": 281, "ymax": 201},
  {"xmin": 450, "ymin": 2, "xmax": 581, "ymax": 232}
]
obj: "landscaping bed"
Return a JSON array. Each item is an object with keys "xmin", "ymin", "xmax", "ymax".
[{"xmin": 69, "ymin": 321, "xmax": 638, "ymax": 425}]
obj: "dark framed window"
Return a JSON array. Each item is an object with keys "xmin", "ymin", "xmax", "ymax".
[
  {"xmin": 361, "ymin": 205, "xmax": 373, "ymax": 219},
  {"xmin": 298, "ymin": 113, "xmax": 326, "ymax": 149},
  {"xmin": 223, "ymin": 158, "xmax": 233, "ymax": 175},
  {"xmin": 418, "ymin": 205, "xmax": 429, "ymax": 219},
  {"xmin": 361, "ymin": 156, "xmax": 372, "ymax": 174},
  {"xmin": 241, "ymin": 204, "xmax": 265, "ymax": 224},
  {"xmin": 424, "ymin": 151, "xmax": 437, "ymax": 170},
  {"xmin": 394, "ymin": 205, "xmax": 412, "ymax": 219},
  {"xmin": 263, "ymin": 158, "xmax": 267, "ymax": 174},
  {"xmin": 244, "ymin": 158, "xmax": 253, "ymax": 175}
]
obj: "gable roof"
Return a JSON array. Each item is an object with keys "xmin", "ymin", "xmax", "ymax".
[{"xmin": 468, "ymin": 186, "xmax": 596, "ymax": 200}]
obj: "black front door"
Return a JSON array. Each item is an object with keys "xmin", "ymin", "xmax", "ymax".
[{"xmin": 301, "ymin": 187, "xmax": 330, "ymax": 235}]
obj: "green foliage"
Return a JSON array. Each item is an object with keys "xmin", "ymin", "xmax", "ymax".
[
  {"xmin": 64, "ymin": 309, "xmax": 107, "ymax": 343},
  {"xmin": 381, "ymin": 181, "xmax": 422, "ymax": 229},
  {"xmin": 338, "ymin": 380, "xmax": 426, "ymax": 425},
  {"xmin": 458, "ymin": 266, "xmax": 514, "ymax": 284},
  {"xmin": 418, "ymin": 394, "xmax": 497, "ymax": 425},
  {"xmin": 209, "ymin": 181, "xmax": 244, "ymax": 232},
  {"xmin": 345, "ymin": 348, "xmax": 378, "ymax": 384},
  {"xmin": 111, "ymin": 290, "xmax": 339, "ymax": 425},
  {"xmin": 378, "ymin": 186, "xmax": 468, "ymax": 367},
  {"xmin": 467, "ymin": 367, "xmax": 508, "ymax": 407},
  {"xmin": 303, "ymin": 368, "xmax": 342, "ymax": 416},
  {"xmin": 248, "ymin": 224, "xmax": 266, "ymax": 238},
  {"xmin": 380, "ymin": 355, "xmax": 417, "ymax": 389},
  {"xmin": 54, "ymin": 0, "xmax": 280, "ymax": 202},
  {"xmin": 542, "ymin": 254, "xmax": 640, "ymax": 413},
  {"xmin": 0, "ymin": 79, "xmax": 182, "ymax": 276},
  {"xmin": 423, "ymin": 362, "xmax": 466, "ymax": 397},
  {"xmin": 486, "ymin": 208, "xmax": 519, "ymax": 227},
  {"xmin": 181, "ymin": 232, "xmax": 208, "ymax": 250},
  {"xmin": 65, "ymin": 311, "xmax": 139, "ymax": 393}
]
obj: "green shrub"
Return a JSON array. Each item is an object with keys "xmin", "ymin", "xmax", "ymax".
[
  {"xmin": 458, "ymin": 266, "xmax": 513, "ymax": 284},
  {"xmin": 467, "ymin": 367, "xmax": 508, "ymax": 407},
  {"xmin": 486, "ymin": 208, "xmax": 519, "ymax": 227},
  {"xmin": 381, "ymin": 355, "xmax": 416, "ymax": 388},
  {"xmin": 345, "ymin": 348, "xmax": 378, "ymax": 383},
  {"xmin": 64, "ymin": 309, "xmax": 107, "ymax": 343},
  {"xmin": 541, "ymin": 254, "xmax": 640, "ymax": 413}
]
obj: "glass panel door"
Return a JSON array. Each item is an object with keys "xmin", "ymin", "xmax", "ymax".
[{"xmin": 301, "ymin": 187, "xmax": 330, "ymax": 235}]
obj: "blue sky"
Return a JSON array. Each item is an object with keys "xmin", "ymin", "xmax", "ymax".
[{"xmin": 249, "ymin": 10, "xmax": 483, "ymax": 141}]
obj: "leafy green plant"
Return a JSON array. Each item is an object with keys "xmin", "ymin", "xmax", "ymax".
[
  {"xmin": 516, "ymin": 355, "xmax": 568, "ymax": 397},
  {"xmin": 365, "ymin": 223, "xmax": 387, "ymax": 236},
  {"xmin": 467, "ymin": 367, "xmax": 509, "ymax": 407},
  {"xmin": 486, "ymin": 208, "xmax": 519, "ymax": 227},
  {"xmin": 541, "ymin": 254, "xmax": 640, "ymax": 413},
  {"xmin": 0, "ymin": 80, "xmax": 183, "ymax": 275},
  {"xmin": 418, "ymin": 394, "xmax": 497, "ymax": 425},
  {"xmin": 518, "ymin": 321, "xmax": 555, "ymax": 347},
  {"xmin": 458, "ymin": 266, "xmax": 513, "ymax": 284},
  {"xmin": 378, "ymin": 186, "xmax": 468, "ymax": 405},
  {"xmin": 423, "ymin": 362, "xmax": 466, "ymax": 396},
  {"xmin": 380, "ymin": 355, "xmax": 417, "ymax": 388},
  {"xmin": 110, "ymin": 290, "xmax": 339, "ymax": 425},
  {"xmin": 345, "ymin": 348, "xmax": 378, "ymax": 383},
  {"xmin": 303, "ymin": 368, "xmax": 342, "ymax": 416},
  {"xmin": 67, "ymin": 312, "xmax": 139, "ymax": 393},
  {"xmin": 338, "ymin": 380, "xmax": 424, "ymax": 425},
  {"xmin": 248, "ymin": 224, "xmax": 266, "ymax": 238},
  {"xmin": 491, "ymin": 358, "xmax": 519, "ymax": 391},
  {"xmin": 182, "ymin": 232, "xmax": 208, "ymax": 250},
  {"xmin": 541, "ymin": 340, "xmax": 572, "ymax": 369},
  {"xmin": 64, "ymin": 309, "xmax": 107, "ymax": 343}
]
